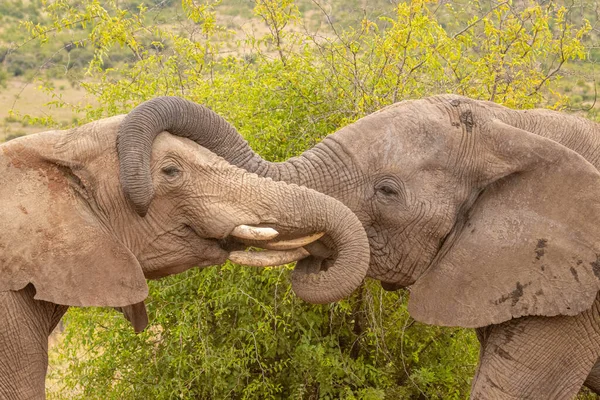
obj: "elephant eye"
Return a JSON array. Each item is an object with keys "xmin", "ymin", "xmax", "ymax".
[
  {"xmin": 161, "ymin": 165, "xmax": 181, "ymax": 178},
  {"xmin": 377, "ymin": 184, "xmax": 398, "ymax": 196},
  {"xmin": 374, "ymin": 179, "xmax": 404, "ymax": 203}
]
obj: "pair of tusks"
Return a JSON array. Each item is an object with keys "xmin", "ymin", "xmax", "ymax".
[{"xmin": 228, "ymin": 225, "xmax": 324, "ymax": 267}]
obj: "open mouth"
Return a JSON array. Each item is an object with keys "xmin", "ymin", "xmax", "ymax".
[{"xmin": 224, "ymin": 224, "xmax": 335, "ymax": 271}]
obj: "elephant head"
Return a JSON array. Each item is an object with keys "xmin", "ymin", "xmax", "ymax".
[
  {"xmin": 0, "ymin": 114, "xmax": 369, "ymax": 332},
  {"xmin": 116, "ymin": 95, "xmax": 600, "ymax": 329}
]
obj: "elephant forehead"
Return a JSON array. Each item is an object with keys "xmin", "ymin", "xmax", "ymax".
[
  {"xmin": 340, "ymin": 105, "xmax": 456, "ymax": 172},
  {"xmin": 152, "ymin": 132, "xmax": 224, "ymax": 166}
]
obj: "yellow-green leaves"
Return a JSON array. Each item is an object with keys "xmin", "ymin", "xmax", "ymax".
[
  {"xmin": 453, "ymin": 2, "xmax": 591, "ymax": 108},
  {"xmin": 182, "ymin": 0, "xmax": 222, "ymax": 35},
  {"xmin": 253, "ymin": 0, "xmax": 300, "ymax": 64}
]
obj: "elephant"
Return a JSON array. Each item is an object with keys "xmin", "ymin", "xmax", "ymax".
[
  {"xmin": 116, "ymin": 95, "xmax": 600, "ymax": 399},
  {"xmin": 0, "ymin": 114, "xmax": 370, "ymax": 399}
]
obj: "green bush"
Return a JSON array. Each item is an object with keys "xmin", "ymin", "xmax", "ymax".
[{"xmin": 50, "ymin": 267, "xmax": 478, "ymax": 399}]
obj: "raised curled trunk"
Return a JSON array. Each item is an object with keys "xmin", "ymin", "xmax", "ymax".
[
  {"xmin": 233, "ymin": 171, "xmax": 369, "ymax": 303},
  {"xmin": 117, "ymin": 97, "xmax": 341, "ymax": 215}
]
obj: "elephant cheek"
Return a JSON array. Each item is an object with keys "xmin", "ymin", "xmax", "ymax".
[{"xmin": 139, "ymin": 234, "xmax": 229, "ymax": 278}]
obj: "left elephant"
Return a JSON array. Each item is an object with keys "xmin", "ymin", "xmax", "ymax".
[{"xmin": 0, "ymin": 115, "xmax": 369, "ymax": 399}]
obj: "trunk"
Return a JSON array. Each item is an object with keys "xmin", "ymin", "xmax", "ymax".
[
  {"xmin": 229, "ymin": 170, "xmax": 369, "ymax": 303},
  {"xmin": 117, "ymin": 97, "xmax": 342, "ymax": 215}
]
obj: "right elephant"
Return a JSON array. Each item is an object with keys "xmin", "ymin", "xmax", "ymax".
[{"xmin": 117, "ymin": 95, "xmax": 600, "ymax": 399}]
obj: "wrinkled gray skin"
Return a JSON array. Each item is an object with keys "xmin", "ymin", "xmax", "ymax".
[
  {"xmin": 118, "ymin": 95, "xmax": 600, "ymax": 399},
  {"xmin": 0, "ymin": 115, "xmax": 369, "ymax": 399}
]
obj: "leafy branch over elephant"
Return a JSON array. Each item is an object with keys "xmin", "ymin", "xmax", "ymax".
[
  {"xmin": 118, "ymin": 95, "xmax": 600, "ymax": 399},
  {"xmin": 0, "ymin": 115, "xmax": 370, "ymax": 399}
]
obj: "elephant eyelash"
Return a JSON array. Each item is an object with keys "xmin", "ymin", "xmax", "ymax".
[
  {"xmin": 375, "ymin": 180, "xmax": 401, "ymax": 196},
  {"xmin": 377, "ymin": 185, "xmax": 398, "ymax": 196},
  {"xmin": 161, "ymin": 166, "xmax": 181, "ymax": 177},
  {"xmin": 373, "ymin": 179, "xmax": 406, "ymax": 205}
]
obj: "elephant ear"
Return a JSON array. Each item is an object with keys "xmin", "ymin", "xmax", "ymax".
[
  {"xmin": 409, "ymin": 118, "xmax": 600, "ymax": 328},
  {"xmin": 0, "ymin": 140, "xmax": 149, "ymax": 314}
]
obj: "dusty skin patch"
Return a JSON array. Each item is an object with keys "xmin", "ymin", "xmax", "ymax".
[
  {"xmin": 494, "ymin": 281, "xmax": 531, "ymax": 307},
  {"xmin": 485, "ymin": 376, "xmax": 501, "ymax": 391},
  {"xmin": 503, "ymin": 329, "xmax": 514, "ymax": 345},
  {"xmin": 570, "ymin": 267, "xmax": 580, "ymax": 283},
  {"xmin": 494, "ymin": 346, "xmax": 515, "ymax": 362},
  {"xmin": 459, "ymin": 110, "xmax": 474, "ymax": 133},
  {"xmin": 3, "ymin": 143, "xmax": 69, "ymax": 197},
  {"xmin": 535, "ymin": 238, "xmax": 547, "ymax": 260},
  {"xmin": 591, "ymin": 254, "xmax": 600, "ymax": 279}
]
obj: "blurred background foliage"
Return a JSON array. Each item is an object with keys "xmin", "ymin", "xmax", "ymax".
[{"xmin": 1, "ymin": 0, "xmax": 599, "ymax": 398}]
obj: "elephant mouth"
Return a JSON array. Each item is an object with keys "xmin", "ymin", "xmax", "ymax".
[{"xmin": 223, "ymin": 224, "xmax": 331, "ymax": 269}]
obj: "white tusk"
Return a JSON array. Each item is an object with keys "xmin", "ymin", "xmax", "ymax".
[
  {"xmin": 231, "ymin": 225, "xmax": 279, "ymax": 241},
  {"xmin": 261, "ymin": 232, "xmax": 325, "ymax": 250},
  {"xmin": 229, "ymin": 248, "xmax": 310, "ymax": 267}
]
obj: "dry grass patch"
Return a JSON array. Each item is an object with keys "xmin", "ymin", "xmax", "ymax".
[{"xmin": 0, "ymin": 78, "xmax": 94, "ymax": 142}]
